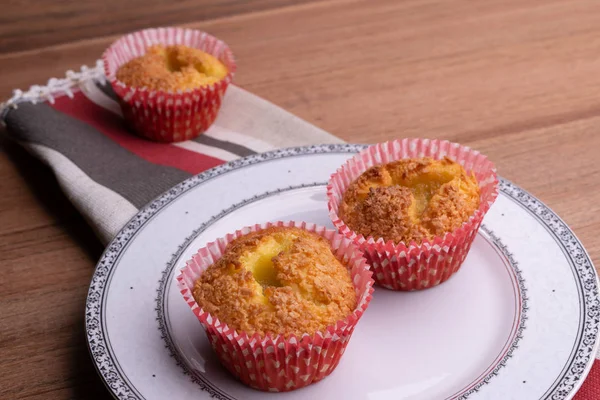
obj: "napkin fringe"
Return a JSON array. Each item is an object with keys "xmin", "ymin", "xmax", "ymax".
[{"xmin": 0, "ymin": 60, "xmax": 105, "ymax": 123}]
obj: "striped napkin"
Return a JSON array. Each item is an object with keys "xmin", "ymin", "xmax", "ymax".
[
  {"xmin": 0, "ymin": 62, "xmax": 598, "ymax": 399},
  {"xmin": 0, "ymin": 61, "xmax": 341, "ymax": 244}
]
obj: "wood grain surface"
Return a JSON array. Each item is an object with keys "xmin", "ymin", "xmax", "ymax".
[{"xmin": 2, "ymin": 0, "xmax": 600, "ymax": 398}]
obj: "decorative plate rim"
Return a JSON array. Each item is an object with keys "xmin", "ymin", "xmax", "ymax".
[{"xmin": 85, "ymin": 144, "xmax": 600, "ymax": 400}]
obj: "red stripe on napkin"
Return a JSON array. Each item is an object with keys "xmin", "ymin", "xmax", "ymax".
[{"xmin": 50, "ymin": 93, "xmax": 224, "ymax": 174}]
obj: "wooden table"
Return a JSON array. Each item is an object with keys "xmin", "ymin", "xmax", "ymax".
[{"xmin": 2, "ymin": 0, "xmax": 600, "ymax": 398}]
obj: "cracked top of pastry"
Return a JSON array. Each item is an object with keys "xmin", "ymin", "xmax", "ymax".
[
  {"xmin": 116, "ymin": 45, "xmax": 228, "ymax": 91},
  {"xmin": 339, "ymin": 157, "xmax": 480, "ymax": 244},
  {"xmin": 192, "ymin": 226, "xmax": 356, "ymax": 337}
]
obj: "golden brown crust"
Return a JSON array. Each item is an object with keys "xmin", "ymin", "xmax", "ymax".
[
  {"xmin": 116, "ymin": 45, "xmax": 228, "ymax": 91},
  {"xmin": 339, "ymin": 157, "xmax": 480, "ymax": 244},
  {"xmin": 192, "ymin": 227, "xmax": 356, "ymax": 337}
]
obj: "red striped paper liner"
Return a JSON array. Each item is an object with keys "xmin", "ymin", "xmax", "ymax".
[
  {"xmin": 177, "ymin": 221, "xmax": 374, "ymax": 392},
  {"xmin": 327, "ymin": 138, "xmax": 499, "ymax": 291},
  {"xmin": 103, "ymin": 27, "xmax": 236, "ymax": 142}
]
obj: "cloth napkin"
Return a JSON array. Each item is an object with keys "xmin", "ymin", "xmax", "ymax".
[
  {"xmin": 0, "ymin": 61, "xmax": 342, "ymax": 243},
  {"xmin": 1, "ymin": 61, "xmax": 598, "ymax": 399}
]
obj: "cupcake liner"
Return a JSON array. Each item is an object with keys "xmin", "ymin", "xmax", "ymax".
[
  {"xmin": 327, "ymin": 138, "xmax": 498, "ymax": 291},
  {"xmin": 177, "ymin": 221, "xmax": 374, "ymax": 392},
  {"xmin": 103, "ymin": 27, "xmax": 236, "ymax": 142}
]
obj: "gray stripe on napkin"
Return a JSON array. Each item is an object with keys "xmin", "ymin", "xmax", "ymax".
[
  {"xmin": 96, "ymin": 81, "xmax": 119, "ymax": 102},
  {"xmin": 4, "ymin": 102, "xmax": 191, "ymax": 208},
  {"xmin": 193, "ymin": 135, "xmax": 256, "ymax": 157}
]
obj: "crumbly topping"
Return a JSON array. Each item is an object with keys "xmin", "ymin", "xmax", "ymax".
[
  {"xmin": 116, "ymin": 45, "xmax": 228, "ymax": 91},
  {"xmin": 339, "ymin": 157, "xmax": 480, "ymax": 244},
  {"xmin": 192, "ymin": 227, "xmax": 356, "ymax": 337}
]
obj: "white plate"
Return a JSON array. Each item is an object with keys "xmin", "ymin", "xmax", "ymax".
[{"xmin": 86, "ymin": 144, "xmax": 600, "ymax": 400}]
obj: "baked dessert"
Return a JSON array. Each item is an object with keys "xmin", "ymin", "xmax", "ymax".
[
  {"xmin": 192, "ymin": 226, "xmax": 357, "ymax": 337},
  {"xmin": 178, "ymin": 222, "xmax": 374, "ymax": 391},
  {"xmin": 104, "ymin": 28, "xmax": 235, "ymax": 142},
  {"xmin": 116, "ymin": 44, "xmax": 228, "ymax": 91},
  {"xmin": 339, "ymin": 157, "xmax": 480, "ymax": 244}
]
